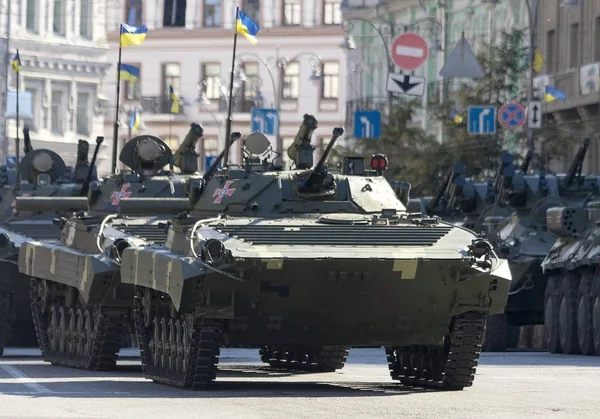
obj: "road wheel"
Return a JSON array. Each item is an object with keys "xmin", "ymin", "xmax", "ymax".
[
  {"xmin": 544, "ymin": 274, "xmax": 562, "ymax": 353},
  {"xmin": 482, "ymin": 313, "xmax": 508, "ymax": 352},
  {"xmin": 591, "ymin": 271, "xmax": 600, "ymax": 355},
  {"xmin": 558, "ymin": 272, "xmax": 580, "ymax": 354}
]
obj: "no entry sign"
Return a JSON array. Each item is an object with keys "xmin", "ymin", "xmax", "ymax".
[{"xmin": 390, "ymin": 32, "xmax": 429, "ymax": 71}]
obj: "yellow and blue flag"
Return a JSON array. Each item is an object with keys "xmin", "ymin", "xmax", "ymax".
[
  {"xmin": 119, "ymin": 63, "xmax": 140, "ymax": 82},
  {"xmin": 545, "ymin": 85, "xmax": 567, "ymax": 103},
  {"xmin": 120, "ymin": 23, "xmax": 148, "ymax": 47},
  {"xmin": 450, "ymin": 108, "xmax": 463, "ymax": 124},
  {"xmin": 129, "ymin": 108, "xmax": 141, "ymax": 134},
  {"xmin": 533, "ymin": 49, "xmax": 543, "ymax": 72},
  {"xmin": 236, "ymin": 9, "xmax": 260, "ymax": 45},
  {"xmin": 11, "ymin": 50, "xmax": 21, "ymax": 73},
  {"xmin": 169, "ymin": 85, "xmax": 179, "ymax": 114}
]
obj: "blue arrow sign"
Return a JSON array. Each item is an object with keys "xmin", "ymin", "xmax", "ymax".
[
  {"xmin": 204, "ymin": 155, "xmax": 219, "ymax": 171},
  {"xmin": 5, "ymin": 156, "xmax": 16, "ymax": 168},
  {"xmin": 251, "ymin": 108, "xmax": 279, "ymax": 136},
  {"xmin": 354, "ymin": 110, "xmax": 381, "ymax": 139},
  {"xmin": 468, "ymin": 106, "xmax": 497, "ymax": 135}
]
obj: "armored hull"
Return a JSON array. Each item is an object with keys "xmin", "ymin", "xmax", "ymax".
[{"xmin": 121, "ymin": 215, "xmax": 511, "ymax": 390}]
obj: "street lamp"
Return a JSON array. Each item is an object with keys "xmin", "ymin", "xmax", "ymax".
[{"xmin": 233, "ymin": 49, "xmax": 323, "ymax": 163}]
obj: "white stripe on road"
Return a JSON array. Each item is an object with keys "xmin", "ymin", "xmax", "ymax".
[{"xmin": 0, "ymin": 363, "xmax": 53, "ymax": 394}]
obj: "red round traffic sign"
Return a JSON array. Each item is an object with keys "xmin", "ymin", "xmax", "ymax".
[{"xmin": 390, "ymin": 32, "xmax": 429, "ymax": 71}]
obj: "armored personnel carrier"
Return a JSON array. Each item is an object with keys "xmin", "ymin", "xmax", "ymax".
[
  {"xmin": 0, "ymin": 129, "xmax": 99, "ymax": 355},
  {"xmin": 112, "ymin": 114, "xmax": 511, "ymax": 390},
  {"xmin": 17, "ymin": 124, "xmax": 241, "ymax": 369},
  {"xmin": 485, "ymin": 142, "xmax": 596, "ymax": 352}
]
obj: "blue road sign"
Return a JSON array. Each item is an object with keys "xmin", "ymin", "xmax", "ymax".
[
  {"xmin": 5, "ymin": 156, "xmax": 16, "ymax": 168},
  {"xmin": 251, "ymin": 108, "xmax": 279, "ymax": 136},
  {"xmin": 468, "ymin": 106, "xmax": 497, "ymax": 135},
  {"xmin": 498, "ymin": 102, "xmax": 526, "ymax": 130},
  {"xmin": 205, "ymin": 155, "xmax": 219, "ymax": 171},
  {"xmin": 354, "ymin": 111, "xmax": 381, "ymax": 139}
]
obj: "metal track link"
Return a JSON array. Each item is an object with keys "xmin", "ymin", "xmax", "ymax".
[
  {"xmin": 385, "ymin": 311, "xmax": 487, "ymax": 391},
  {"xmin": 0, "ymin": 292, "xmax": 11, "ymax": 356},
  {"xmin": 29, "ymin": 278, "xmax": 127, "ymax": 370},
  {"xmin": 133, "ymin": 280, "xmax": 224, "ymax": 390},
  {"xmin": 259, "ymin": 345, "xmax": 350, "ymax": 372}
]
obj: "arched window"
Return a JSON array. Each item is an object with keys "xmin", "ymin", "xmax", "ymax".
[{"xmin": 125, "ymin": 0, "xmax": 143, "ymax": 27}]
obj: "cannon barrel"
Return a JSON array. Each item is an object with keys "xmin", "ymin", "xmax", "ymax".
[
  {"xmin": 563, "ymin": 138, "xmax": 590, "ymax": 188},
  {"xmin": 118, "ymin": 198, "xmax": 191, "ymax": 215},
  {"xmin": 174, "ymin": 123, "xmax": 203, "ymax": 174},
  {"xmin": 15, "ymin": 196, "xmax": 88, "ymax": 212},
  {"xmin": 287, "ymin": 114, "xmax": 318, "ymax": 170}
]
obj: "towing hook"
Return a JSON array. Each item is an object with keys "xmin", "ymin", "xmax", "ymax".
[{"xmin": 199, "ymin": 239, "xmax": 227, "ymax": 266}]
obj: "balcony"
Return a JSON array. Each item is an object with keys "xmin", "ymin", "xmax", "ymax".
[
  {"xmin": 139, "ymin": 96, "xmax": 185, "ymax": 115},
  {"xmin": 217, "ymin": 96, "xmax": 258, "ymax": 114}
]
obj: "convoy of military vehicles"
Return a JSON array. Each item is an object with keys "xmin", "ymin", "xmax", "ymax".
[{"xmin": 4, "ymin": 111, "xmax": 600, "ymax": 391}]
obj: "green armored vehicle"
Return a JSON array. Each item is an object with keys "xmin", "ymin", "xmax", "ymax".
[
  {"xmin": 17, "ymin": 124, "xmax": 239, "ymax": 368},
  {"xmin": 0, "ymin": 130, "xmax": 100, "ymax": 356},
  {"xmin": 110, "ymin": 114, "xmax": 512, "ymax": 390}
]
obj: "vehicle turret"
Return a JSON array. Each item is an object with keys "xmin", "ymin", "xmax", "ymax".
[
  {"xmin": 119, "ymin": 134, "xmax": 173, "ymax": 177},
  {"xmin": 173, "ymin": 123, "xmax": 203, "ymax": 175},
  {"xmin": 17, "ymin": 148, "xmax": 67, "ymax": 186}
]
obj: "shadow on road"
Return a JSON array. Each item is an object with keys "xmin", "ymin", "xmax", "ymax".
[{"xmin": 479, "ymin": 352, "xmax": 600, "ymax": 367}]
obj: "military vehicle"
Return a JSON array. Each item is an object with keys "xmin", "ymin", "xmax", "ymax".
[
  {"xmin": 0, "ymin": 129, "xmax": 100, "ymax": 355},
  {"xmin": 17, "ymin": 124, "xmax": 242, "ymax": 369},
  {"xmin": 485, "ymin": 141, "xmax": 595, "ymax": 352},
  {"xmin": 110, "ymin": 114, "xmax": 512, "ymax": 390}
]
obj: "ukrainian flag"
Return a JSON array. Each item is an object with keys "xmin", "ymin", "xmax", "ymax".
[
  {"xmin": 120, "ymin": 23, "xmax": 148, "ymax": 47},
  {"xmin": 119, "ymin": 63, "xmax": 140, "ymax": 82},
  {"xmin": 11, "ymin": 51, "xmax": 21, "ymax": 73},
  {"xmin": 545, "ymin": 85, "xmax": 567, "ymax": 103},
  {"xmin": 129, "ymin": 109, "xmax": 141, "ymax": 134},
  {"xmin": 236, "ymin": 9, "xmax": 260, "ymax": 45},
  {"xmin": 450, "ymin": 108, "xmax": 463, "ymax": 124},
  {"xmin": 169, "ymin": 85, "xmax": 179, "ymax": 114}
]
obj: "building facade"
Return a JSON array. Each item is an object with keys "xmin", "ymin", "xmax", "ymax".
[
  {"xmin": 103, "ymin": 0, "xmax": 347, "ymax": 172},
  {"xmin": 0, "ymin": 0, "xmax": 111, "ymax": 173}
]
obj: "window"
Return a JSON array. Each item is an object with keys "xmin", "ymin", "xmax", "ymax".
[
  {"xmin": 323, "ymin": 0, "xmax": 341, "ymax": 25},
  {"xmin": 163, "ymin": 0, "xmax": 187, "ymax": 27},
  {"xmin": 162, "ymin": 63, "xmax": 180, "ymax": 112},
  {"xmin": 321, "ymin": 62, "xmax": 339, "ymax": 99},
  {"xmin": 202, "ymin": 63, "xmax": 221, "ymax": 100},
  {"xmin": 283, "ymin": 0, "xmax": 301, "ymax": 25},
  {"xmin": 80, "ymin": 0, "xmax": 92, "ymax": 38},
  {"xmin": 242, "ymin": 62, "xmax": 259, "ymax": 100},
  {"xmin": 570, "ymin": 23, "xmax": 579, "ymax": 68},
  {"xmin": 26, "ymin": 0, "xmax": 37, "ymax": 32},
  {"xmin": 124, "ymin": 63, "xmax": 141, "ymax": 100},
  {"xmin": 595, "ymin": 18, "xmax": 600, "ymax": 62},
  {"xmin": 282, "ymin": 62, "xmax": 299, "ymax": 99},
  {"xmin": 25, "ymin": 87, "xmax": 38, "ymax": 130},
  {"xmin": 243, "ymin": 0, "xmax": 260, "ymax": 24},
  {"xmin": 76, "ymin": 92, "xmax": 90, "ymax": 135},
  {"xmin": 53, "ymin": 0, "xmax": 65, "ymax": 35},
  {"xmin": 125, "ymin": 0, "xmax": 143, "ymax": 27},
  {"xmin": 204, "ymin": 0, "xmax": 221, "ymax": 27},
  {"xmin": 281, "ymin": 137, "xmax": 295, "ymax": 170},
  {"xmin": 546, "ymin": 30, "xmax": 555, "ymax": 73},
  {"xmin": 51, "ymin": 90, "xmax": 64, "ymax": 134}
]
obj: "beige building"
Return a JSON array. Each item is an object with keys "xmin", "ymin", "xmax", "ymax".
[
  {"xmin": 103, "ymin": 0, "xmax": 347, "ymax": 172},
  {"xmin": 0, "ymin": 0, "xmax": 111, "ymax": 173},
  {"xmin": 534, "ymin": 0, "xmax": 600, "ymax": 172}
]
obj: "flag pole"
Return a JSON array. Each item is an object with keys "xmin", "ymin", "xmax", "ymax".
[
  {"xmin": 15, "ymin": 49, "xmax": 20, "ymax": 187},
  {"xmin": 169, "ymin": 111, "xmax": 172, "ymax": 141},
  {"xmin": 223, "ymin": 7, "xmax": 240, "ymax": 168},
  {"xmin": 112, "ymin": 25, "xmax": 124, "ymax": 174}
]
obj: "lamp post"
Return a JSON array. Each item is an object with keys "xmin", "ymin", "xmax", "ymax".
[
  {"xmin": 233, "ymin": 49, "xmax": 323, "ymax": 164},
  {"xmin": 341, "ymin": 16, "xmax": 444, "ymax": 118}
]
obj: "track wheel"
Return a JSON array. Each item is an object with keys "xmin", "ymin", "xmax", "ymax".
[
  {"xmin": 544, "ymin": 274, "xmax": 562, "ymax": 353},
  {"xmin": 576, "ymin": 271, "xmax": 595, "ymax": 355},
  {"xmin": 592, "ymin": 272, "xmax": 600, "ymax": 356},
  {"xmin": 558, "ymin": 272, "xmax": 580, "ymax": 354}
]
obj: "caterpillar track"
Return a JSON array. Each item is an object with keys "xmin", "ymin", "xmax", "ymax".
[
  {"xmin": 259, "ymin": 345, "xmax": 349, "ymax": 372},
  {"xmin": 0, "ymin": 292, "xmax": 11, "ymax": 356},
  {"xmin": 29, "ymin": 278, "xmax": 127, "ymax": 370},
  {"xmin": 385, "ymin": 311, "xmax": 487, "ymax": 391},
  {"xmin": 133, "ymin": 284, "xmax": 223, "ymax": 389}
]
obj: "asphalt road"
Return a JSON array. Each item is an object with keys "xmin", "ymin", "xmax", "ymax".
[{"xmin": 1, "ymin": 348, "xmax": 600, "ymax": 419}]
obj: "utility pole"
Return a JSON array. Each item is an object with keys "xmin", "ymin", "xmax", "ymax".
[
  {"xmin": 526, "ymin": 0, "xmax": 539, "ymax": 167},
  {"xmin": 2, "ymin": 0, "xmax": 12, "ymax": 164}
]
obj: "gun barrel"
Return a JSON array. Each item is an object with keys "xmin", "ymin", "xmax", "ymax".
[
  {"xmin": 15, "ymin": 196, "xmax": 88, "ymax": 212},
  {"xmin": 118, "ymin": 198, "xmax": 191, "ymax": 215}
]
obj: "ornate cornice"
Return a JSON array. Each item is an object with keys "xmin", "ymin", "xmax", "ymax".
[
  {"xmin": 12, "ymin": 38, "xmax": 109, "ymax": 58},
  {"xmin": 18, "ymin": 54, "xmax": 111, "ymax": 78}
]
